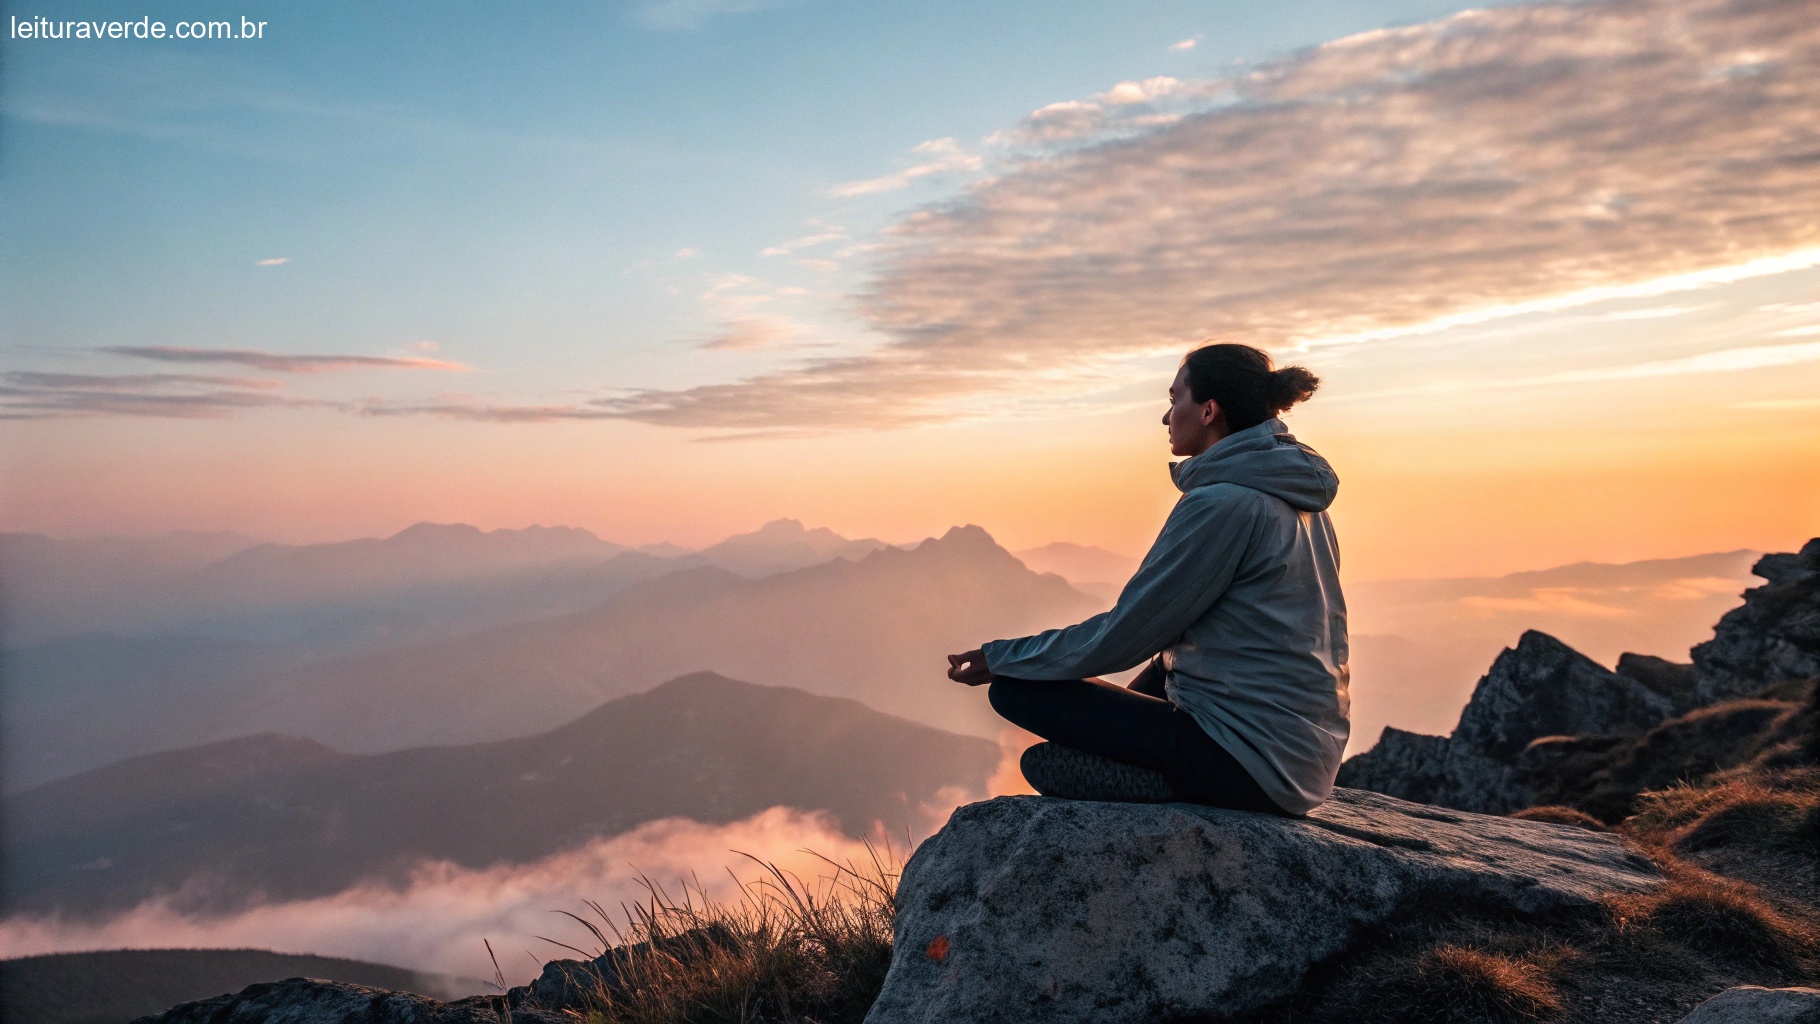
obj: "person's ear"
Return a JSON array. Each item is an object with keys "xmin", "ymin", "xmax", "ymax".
[{"xmin": 1200, "ymin": 398, "xmax": 1220, "ymax": 425}]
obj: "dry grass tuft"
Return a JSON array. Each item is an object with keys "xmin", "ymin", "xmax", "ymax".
[
  {"xmin": 1369, "ymin": 943, "xmax": 1564, "ymax": 1023},
  {"xmin": 540, "ymin": 842, "xmax": 901, "ymax": 1024},
  {"xmin": 1678, "ymin": 792, "xmax": 1819, "ymax": 855},
  {"xmin": 1605, "ymin": 861, "xmax": 1817, "ymax": 972},
  {"xmin": 1625, "ymin": 769, "xmax": 1820, "ymax": 857},
  {"xmin": 1509, "ymin": 806, "xmax": 1608, "ymax": 830},
  {"xmin": 1519, "ymin": 677, "xmax": 1818, "ymax": 824}
]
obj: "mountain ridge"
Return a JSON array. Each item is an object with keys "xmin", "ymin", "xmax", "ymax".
[
  {"xmin": 4, "ymin": 671, "xmax": 1000, "ymax": 916},
  {"xmin": 227, "ymin": 523, "xmax": 1097, "ymax": 752}
]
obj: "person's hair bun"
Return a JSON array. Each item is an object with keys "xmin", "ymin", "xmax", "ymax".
[
  {"xmin": 1267, "ymin": 365, "xmax": 1321, "ymax": 413},
  {"xmin": 1181, "ymin": 343, "xmax": 1322, "ymax": 429}
]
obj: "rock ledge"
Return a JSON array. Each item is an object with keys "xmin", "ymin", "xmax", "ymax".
[{"xmin": 864, "ymin": 788, "xmax": 1659, "ymax": 1024}]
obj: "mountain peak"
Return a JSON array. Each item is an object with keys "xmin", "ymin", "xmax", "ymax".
[
  {"xmin": 933, "ymin": 524, "xmax": 1000, "ymax": 550},
  {"xmin": 390, "ymin": 522, "xmax": 484, "ymax": 541},
  {"xmin": 752, "ymin": 518, "xmax": 808, "ymax": 535},
  {"xmin": 729, "ymin": 519, "xmax": 849, "ymax": 545}
]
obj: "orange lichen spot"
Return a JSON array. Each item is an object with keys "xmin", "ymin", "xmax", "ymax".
[{"xmin": 925, "ymin": 935, "xmax": 951, "ymax": 961}]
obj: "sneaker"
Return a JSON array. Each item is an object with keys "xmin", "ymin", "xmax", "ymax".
[{"xmin": 1020, "ymin": 742, "xmax": 1176, "ymax": 803}]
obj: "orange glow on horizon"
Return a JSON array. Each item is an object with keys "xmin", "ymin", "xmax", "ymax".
[{"xmin": 4, "ymin": 327, "xmax": 1817, "ymax": 582}]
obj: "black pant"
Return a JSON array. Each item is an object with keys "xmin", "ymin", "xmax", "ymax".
[{"xmin": 987, "ymin": 659, "xmax": 1288, "ymax": 815}]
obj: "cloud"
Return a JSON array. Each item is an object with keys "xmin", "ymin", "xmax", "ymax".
[
  {"xmin": 606, "ymin": 0, "xmax": 1820, "ymax": 430},
  {"xmin": 983, "ymin": 78, "xmax": 1226, "ymax": 148},
  {"xmin": 101, "ymin": 346, "xmax": 470, "ymax": 373},
  {"xmin": 0, "ymin": 808, "xmax": 908, "ymax": 989},
  {"xmin": 631, "ymin": 0, "xmax": 800, "ymax": 31},
  {"xmin": 254, "ymin": 257, "xmax": 288, "ymax": 266},
  {"xmin": 1338, "ymin": 336, "xmax": 1820, "ymax": 402},
  {"xmin": 1587, "ymin": 305, "xmax": 1702, "ymax": 322},
  {"xmin": 698, "ymin": 317, "xmax": 801, "ymax": 351},
  {"xmin": 5, "ymin": 371, "xmax": 280, "ymax": 391},
  {"xmin": 0, "ymin": 370, "xmax": 318, "ymax": 419},
  {"xmin": 674, "ymin": 247, "xmax": 702, "ymax": 260},
  {"xmin": 760, "ymin": 225, "xmax": 848, "ymax": 257},
  {"xmin": 1170, "ymin": 37, "xmax": 1199, "ymax": 52},
  {"xmin": 1538, "ymin": 339, "xmax": 1820, "ymax": 384},
  {"xmin": 986, "ymin": 100, "xmax": 1105, "ymax": 146},
  {"xmin": 671, "ymin": 275, "xmax": 822, "ymax": 354},
  {"xmin": 1, "ymin": 344, "xmax": 469, "ymax": 418},
  {"xmin": 1097, "ymin": 76, "xmax": 1192, "ymax": 106},
  {"xmin": 1301, "ymin": 249, "xmax": 1820, "ymax": 350},
  {"xmin": 356, "ymin": 399, "xmax": 621, "ymax": 424},
  {"xmin": 988, "ymin": 726, "xmax": 1039, "ymax": 797},
  {"xmin": 829, "ymin": 138, "xmax": 983, "ymax": 197},
  {"xmin": 405, "ymin": 340, "xmax": 442, "ymax": 352}
]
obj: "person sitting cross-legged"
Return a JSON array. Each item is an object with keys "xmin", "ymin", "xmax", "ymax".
[{"xmin": 946, "ymin": 342, "xmax": 1349, "ymax": 817}]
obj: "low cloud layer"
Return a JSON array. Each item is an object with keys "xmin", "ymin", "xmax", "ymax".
[
  {"xmin": 103, "ymin": 346, "xmax": 468, "ymax": 374},
  {"xmin": 2, "ymin": 348, "xmax": 470, "ymax": 418},
  {"xmin": 0, "ymin": 370, "xmax": 317, "ymax": 419},
  {"xmin": 0, "ymin": 743, "xmax": 1036, "ymax": 988},
  {"xmin": 0, "ymin": 808, "xmax": 915, "ymax": 990},
  {"xmin": 607, "ymin": 0, "xmax": 1820, "ymax": 429}
]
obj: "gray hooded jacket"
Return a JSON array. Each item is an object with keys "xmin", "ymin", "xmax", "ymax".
[{"xmin": 982, "ymin": 417, "xmax": 1350, "ymax": 814}]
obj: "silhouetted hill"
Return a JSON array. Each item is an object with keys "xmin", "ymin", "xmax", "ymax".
[
  {"xmin": 0, "ymin": 554, "xmax": 702, "ymax": 789},
  {"xmin": 0, "ymin": 948, "xmax": 478, "ymax": 1024},
  {"xmin": 2, "ymin": 635, "xmax": 315, "ymax": 793},
  {"xmin": 227, "ymin": 524, "xmax": 1100, "ymax": 751},
  {"xmin": 3, "ymin": 673, "xmax": 999, "ymax": 915}
]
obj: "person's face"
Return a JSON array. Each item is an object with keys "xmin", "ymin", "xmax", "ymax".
[{"xmin": 1163, "ymin": 363, "xmax": 1223, "ymax": 458}]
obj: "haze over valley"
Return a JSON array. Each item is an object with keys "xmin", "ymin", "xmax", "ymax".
[{"xmin": 4, "ymin": 673, "xmax": 996, "ymax": 916}]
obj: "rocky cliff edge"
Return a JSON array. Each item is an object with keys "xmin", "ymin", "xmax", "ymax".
[{"xmin": 862, "ymin": 789, "xmax": 1658, "ymax": 1024}]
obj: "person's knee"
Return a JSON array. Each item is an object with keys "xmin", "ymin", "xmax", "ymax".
[{"xmin": 987, "ymin": 675, "xmax": 1035, "ymax": 724}]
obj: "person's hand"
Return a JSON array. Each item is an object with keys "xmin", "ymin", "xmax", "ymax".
[{"xmin": 947, "ymin": 648, "xmax": 993, "ymax": 686}]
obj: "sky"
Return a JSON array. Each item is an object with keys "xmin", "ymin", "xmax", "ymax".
[{"xmin": 3, "ymin": 0, "xmax": 1817, "ymax": 580}]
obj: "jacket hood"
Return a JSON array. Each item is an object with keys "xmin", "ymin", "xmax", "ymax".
[{"xmin": 1168, "ymin": 417, "xmax": 1339, "ymax": 512}]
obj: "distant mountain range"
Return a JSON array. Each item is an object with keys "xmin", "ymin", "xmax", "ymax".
[
  {"xmin": 4, "ymin": 514, "xmax": 1761, "ymax": 793},
  {"xmin": 0, "ymin": 948, "xmax": 481, "ymax": 1024},
  {"xmin": 4, "ymin": 673, "xmax": 999, "ymax": 916},
  {"xmin": 0, "ymin": 518, "xmax": 895, "ymax": 652},
  {"xmin": 2, "ymin": 519, "xmax": 947, "ymax": 789},
  {"xmin": 230, "ymin": 524, "xmax": 1098, "ymax": 753}
]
